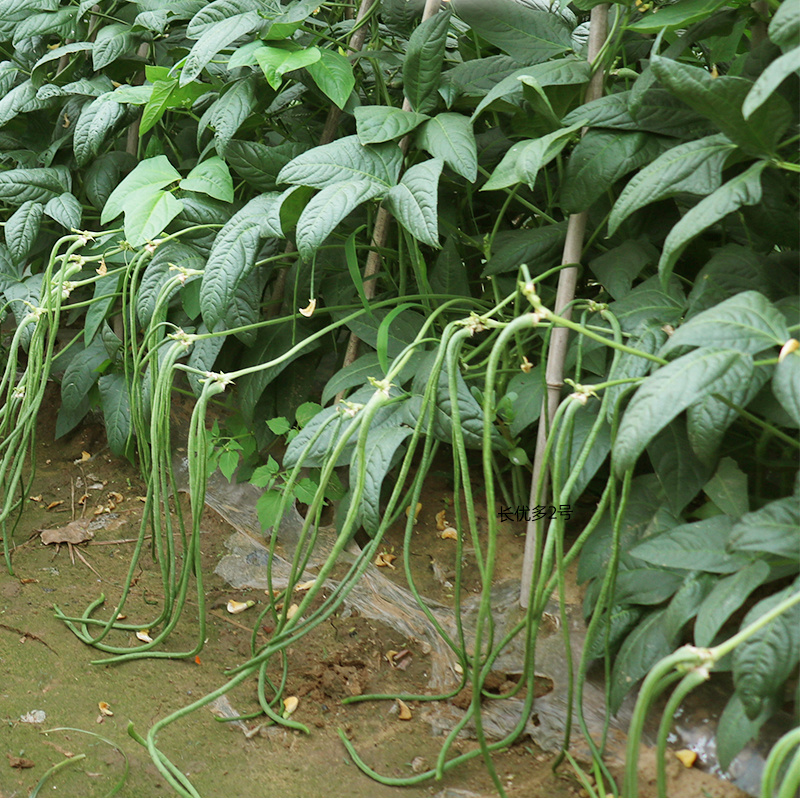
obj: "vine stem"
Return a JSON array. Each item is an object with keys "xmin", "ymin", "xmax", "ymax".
[{"xmin": 520, "ymin": 3, "xmax": 610, "ymax": 608}]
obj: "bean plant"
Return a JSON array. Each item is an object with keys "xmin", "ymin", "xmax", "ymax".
[{"xmin": 0, "ymin": 0, "xmax": 797, "ymax": 796}]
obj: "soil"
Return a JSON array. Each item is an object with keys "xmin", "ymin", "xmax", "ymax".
[{"xmin": 0, "ymin": 388, "xmax": 748, "ymax": 798}]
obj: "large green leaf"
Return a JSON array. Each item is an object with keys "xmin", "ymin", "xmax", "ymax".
[
  {"xmin": 773, "ymin": 350, "xmax": 800, "ymax": 426},
  {"xmin": 471, "ymin": 58, "xmax": 591, "ymax": 119},
  {"xmin": 354, "ymin": 106, "xmax": 430, "ymax": 145},
  {"xmin": 768, "ymin": 0, "xmax": 799, "ymax": 51},
  {"xmin": 613, "ymin": 347, "xmax": 753, "ymax": 474},
  {"xmin": 5, "ymin": 201, "xmax": 43, "ymax": 263},
  {"xmin": 415, "ymin": 113, "xmax": 478, "ymax": 182},
  {"xmin": 351, "ymin": 426, "xmax": 413, "ymax": 535},
  {"xmin": 452, "ymin": 0, "xmax": 574, "ymax": 63},
  {"xmin": 137, "ymin": 242, "xmax": 205, "ymax": 327},
  {"xmin": 630, "ymin": 515, "xmax": 751, "ymax": 573},
  {"xmin": 57, "ymin": 337, "xmax": 108, "ymax": 435},
  {"xmin": 482, "ymin": 222, "xmax": 567, "ymax": 277},
  {"xmin": 124, "ymin": 190, "xmax": 185, "ymax": 247},
  {"xmin": 73, "ymin": 97, "xmax": 126, "ymax": 167},
  {"xmin": 729, "ymin": 497, "xmax": 800, "ymax": 560},
  {"xmin": 403, "ymin": 8, "xmax": 451, "ymax": 113},
  {"xmin": 98, "ymin": 372, "xmax": 132, "ymax": 457},
  {"xmin": 608, "ymin": 134, "xmax": 737, "ymax": 236},
  {"xmin": 694, "ymin": 560, "xmax": 770, "ymax": 647},
  {"xmin": 296, "ymin": 180, "xmax": 381, "ymax": 260},
  {"xmin": 562, "ymin": 130, "xmax": 672, "ymax": 213},
  {"xmin": 199, "ymin": 76, "xmax": 257, "ymax": 151},
  {"xmin": 429, "ymin": 237, "xmax": 470, "ymax": 298},
  {"xmin": 14, "ymin": 7, "xmax": 77, "ymax": 46},
  {"xmin": 0, "ymin": 166, "xmax": 71, "ymax": 206},
  {"xmin": 187, "ymin": 0, "xmax": 259, "ymax": 38},
  {"xmin": 743, "ymin": 45, "xmax": 800, "ymax": 120},
  {"xmin": 92, "ymin": 22, "xmax": 134, "ymax": 70},
  {"xmin": 661, "ymin": 291, "xmax": 789, "ymax": 357},
  {"xmin": 628, "ymin": 0, "xmax": 729, "ymax": 33},
  {"xmin": 658, "ymin": 161, "xmax": 768, "ymax": 285},
  {"xmin": 43, "ymin": 192, "xmax": 82, "ymax": 231},
  {"xmin": 225, "ymin": 139, "xmax": 305, "ymax": 192},
  {"xmin": 482, "ymin": 122, "xmax": 582, "ymax": 191},
  {"xmin": 180, "ymin": 156, "xmax": 234, "ymax": 203},
  {"xmin": 589, "ymin": 240, "xmax": 657, "ymax": 301},
  {"xmin": 181, "ymin": 12, "xmax": 258, "ymax": 86},
  {"xmin": 733, "ymin": 581, "xmax": 800, "ymax": 718},
  {"xmin": 607, "ymin": 274, "xmax": 686, "ymax": 333},
  {"xmin": 610, "ymin": 608, "xmax": 672, "ymax": 714},
  {"xmin": 440, "ymin": 54, "xmax": 522, "ymax": 103},
  {"xmin": 646, "ymin": 418, "xmax": 711, "ymax": 515},
  {"xmin": 255, "ymin": 45, "xmax": 320, "ymax": 90},
  {"xmin": 278, "ymin": 135, "xmax": 402, "ymax": 191},
  {"xmin": 384, "ymin": 158, "xmax": 443, "ymax": 248},
  {"xmin": 651, "ymin": 56, "xmax": 792, "ymax": 156},
  {"xmin": 200, "ymin": 193, "xmax": 281, "ymax": 330},
  {"xmin": 702, "ymin": 457, "xmax": 749, "ymax": 518},
  {"xmin": 102, "ymin": 156, "xmax": 182, "ymax": 224},
  {"xmin": 306, "ymin": 49, "xmax": 355, "ymax": 110},
  {"xmin": 716, "ymin": 693, "xmax": 774, "ymax": 772}
]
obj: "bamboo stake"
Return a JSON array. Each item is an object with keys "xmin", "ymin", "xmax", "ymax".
[{"xmin": 520, "ymin": 5, "xmax": 610, "ymax": 609}]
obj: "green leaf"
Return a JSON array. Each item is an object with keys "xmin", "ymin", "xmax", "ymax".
[
  {"xmin": 187, "ymin": 323, "xmax": 226, "ymax": 396},
  {"xmin": 343, "ymin": 307, "xmax": 426, "ymax": 359},
  {"xmin": 98, "ymin": 373, "xmax": 132, "ymax": 457},
  {"xmin": 630, "ymin": 515, "xmax": 751, "ymax": 573},
  {"xmin": 13, "ymin": 7, "xmax": 76, "ymax": 46},
  {"xmin": 662, "ymin": 291, "xmax": 789, "ymax": 357},
  {"xmin": 646, "ymin": 418, "xmax": 711, "ymax": 515},
  {"xmin": 181, "ymin": 11, "xmax": 258, "ymax": 86},
  {"xmin": 384, "ymin": 158, "xmax": 443, "ymax": 248},
  {"xmin": 93, "ymin": 23, "xmax": 134, "ymax": 71},
  {"xmin": 139, "ymin": 79, "xmax": 177, "ymax": 136},
  {"xmin": 57, "ymin": 338, "xmax": 107, "ymax": 438},
  {"xmin": 73, "ymin": 97, "xmax": 126, "ymax": 167},
  {"xmin": 180, "ymin": 156, "xmax": 234, "ymax": 202},
  {"xmin": 260, "ymin": 0, "xmax": 321, "ymax": 38},
  {"xmin": 200, "ymin": 76, "xmax": 257, "ymax": 151},
  {"xmin": 224, "ymin": 264, "xmax": 264, "ymax": 344},
  {"xmin": 441, "ymin": 54, "xmax": 524, "ymax": 102},
  {"xmin": 5, "ymin": 201, "xmax": 43, "ymax": 262},
  {"xmin": 773, "ymin": 350, "xmax": 800, "ymax": 426},
  {"xmin": 608, "ymin": 134, "xmax": 736, "ymax": 236},
  {"xmin": 610, "ymin": 608, "xmax": 672, "ymax": 714},
  {"xmin": 0, "ymin": 166, "xmax": 71, "ymax": 206},
  {"xmin": 351, "ymin": 426, "xmax": 413, "ymax": 535},
  {"xmin": 296, "ymin": 180, "xmax": 381, "ymax": 260},
  {"xmin": 482, "ymin": 222, "xmax": 568, "ymax": 277},
  {"xmin": 743, "ymin": 45, "xmax": 800, "ymax": 120},
  {"xmin": 137, "ymin": 242, "xmax": 205, "ymax": 327},
  {"xmin": 43, "ymin": 192, "xmax": 82, "ymax": 230},
  {"xmin": 278, "ymin": 135, "xmax": 402, "ymax": 191},
  {"xmin": 768, "ymin": 0, "xmax": 799, "ymax": 51},
  {"xmin": 306, "ymin": 48, "xmax": 355, "ymax": 110},
  {"xmin": 225, "ymin": 139, "xmax": 304, "ymax": 192},
  {"xmin": 267, "ymin": 417, "xmax": 291, "ymax": 435},
  {"xmin": 187, "ymin": 0, "xmax": 258, "ymax": 37},
  {"xmin": 694, "ymin": 560, "xmax": 770, "ymax": 648},
  {"xmin": 84, "ymin": 272, "xmax": 122, "ymax": 346},
  {"xmin": 122, "ymin": 190, "xmax": 184, "ymax": 247},
  {"xmin": 429, "ymin": 237, "xmax": 469, "ymax": 298},
  {"xmin": 354, "ymin": 106, "xmax": 430, "ymax": 145},
  {"xmin": 663, "ymin": 573, "xmax": 715, "ymax": 641},
  {"xmin": 733, "ymin": 581, "xmax": 800, "ymax": 718},
  {"xmin": 84, "ymin": 152, "xmax": 135, "ymax": 211},
  {"xmin": 613, "ymin": 347, "xmax": 753, "ymax": 474},
  {"xmin": 471, "ymin": 58, "xmax": 591, "ymax": 120},
  {"xmin": 702, "ymin": 457, "xmax": 749, "ymax": 519},
  {"xmin": 589, "ymin": 240, "xmax": 657, "ymax": 301},
  {"xmin": 565, "ymin": 399, "xmax": 612, "ymax": 503},
  {"xmin": 417, "ymin": 113, "xmax": 477, "ymax": 181},
  {"xmin": 729, "ymin": 497, "xmax": 800, "ymax": 559},
  {"xmin": 658, "ymin": 161, "xmax": 768, "ymax": 284},
  {"xmin": 651, "ymin": 55, "xmax": 792, "ymax": 156},
  {"xmin": 482, "ymin": 122, "xmax": 583, "ymax": 191},
  {"xmin": 716, "ymin": 693, "xmax": 774, "ymax": 772},
  {"xmin": 102, "ymin": 156, "xmax": 182, "ymax": 225},
  {"xmin": 256, "ymin": 489, "xmax": 283, "ymax": 530},
  {"xmin": 452, "ymin": 0, "xmax": 574, "ymax": 63},
  {"xmin": 403, "ymin": 8, "xmax": 451, "ymax": 113},
  {"xmin": 628, "ymin": 0, "xmax": 729, "ymax": 33},
  {"xmin": 608, "ymin": 274, "xmax": 687, "ymax": 333},
  {"xmin": 200, "ymin": 193, "xmax": 281, "ymax": 330},
  {"xmin": 255, "ymin": 45, "xmax": 321, "ymax": 90},
  {"xmin": 561, "ymin": 130, "xmax": 672, "ymax": 214}
]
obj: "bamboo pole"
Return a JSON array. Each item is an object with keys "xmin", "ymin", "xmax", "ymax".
[{"xmin": 520, "ymin": 4, "xmax": 610, "ymax": 608}]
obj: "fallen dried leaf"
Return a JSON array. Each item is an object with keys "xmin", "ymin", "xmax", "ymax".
[
  {"xmin": 77, "ymin": 493, "xmax": 89, "ymax": 505},
  {"xmin": 108, "ymin": 491, "xmax": 124, "ymax": 503},
  {"xmin": 375, "ymin": 552, "xmax": 397, "ymax": 569},
  {"xmin": 295, "ymin": 580, "xmax": 315, "ymax": 591},
  {"xmin": 435, "ymin": 510, "xmax": 449, "ymax": 531},
  {"xmin": 441, "ymin": 527, "xmax": 458, "ymax": 540},
  {"xmin": 80, "ymin": 451, "xmax": 92, "ymax": 461},
  {"xmin": 46, "ymin": 500, "xmax": 64, "ymax": 511},
  {"xmin": 227, "ymin": 599, "xmax": 255, "ymax": 614},
  {"xmin": 299, "ymin": 298, "xmax": 317, "ymax": 317},
  {"xmin": 7, "ymin": 754, "xmax": 35, "ymax": 769},
  {"xmin": 40, "ymin": 520, "xmax": 94, "ymax": 545},
  {"xmin": 29, "ymin": 495, "xmax": 42, "ymax": 502},
  {"xmin": 397, "ymin": 699, "xmax": 412, "ymax": 720},
  {"xmin": 136, "ymin": 630, "xmax": 153, "ymax": 643},
  {"xmin": 19, "ymin": 578, "xmax": 37, "ymax": 585},
  {"xmin": 116, "ymin": 614, "xmax": 127, "ymax": 620},
  {"xmin": 285, "ymin": 603, "xmax": 299, "ymax": 619},
  {"xmin": 98, "ymin": 702, "xmax": 113, "ymax": 717},
  {"xmin": 405, "ymin": 502, "xmax": 422, "ymax": 522},
  {"xmin": 675, "ymin": 749, "xmax": 697, "ymax": 768},
  {"xmin": 283, "ymin": 696, "xmax": 298, "ymax": 718},
  {"xmin": 194, "ymin": 655, "xmax": 202, "ymax": 665}
]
